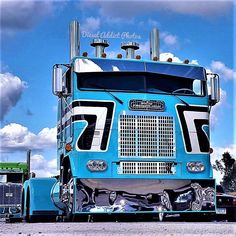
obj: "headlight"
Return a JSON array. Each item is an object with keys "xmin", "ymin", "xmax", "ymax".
[
  {"xmin": 187, "ymin": 162, "xmax": 205, "ymax": 172},
  {"xmin": 87, "ymin": 160, "xmax": 107, "ymax": 172}
]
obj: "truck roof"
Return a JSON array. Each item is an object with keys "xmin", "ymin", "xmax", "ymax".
[
  {"xmin": 0, "ymin": 162, "xmax": 28, "ymax": 174},
  {"xmin": 73, "ymin": 57, "xmax": 206, "ymax": 81}
]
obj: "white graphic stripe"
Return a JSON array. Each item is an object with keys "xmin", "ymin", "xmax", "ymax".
[
  {"xmin": 74, "ymin": 106, "xmax": 107, "ymax": 151},
  {"xmin": 183, "ymin": 110, "xmax": 209, "ymax": 153}
]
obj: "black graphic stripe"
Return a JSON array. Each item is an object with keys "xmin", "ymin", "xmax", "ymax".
[
  {"xmin": 72, "ymin": 101, "xmax": 115, "ymax": 151},
  {"xmin": 176, "ymin": 105, "xmax": 209, "ymax": 153},
  {"xmin": 194, "ymin": 119, "xmax": 209, "ymax": 152},
  {"xmin": 73, "ymin": 115, "xmax": 97, "ymax": 150}
]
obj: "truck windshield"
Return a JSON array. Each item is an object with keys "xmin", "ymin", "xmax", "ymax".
[{"xmin": 77, "ymin": 72, "xmax": 205, "ymax": 96}]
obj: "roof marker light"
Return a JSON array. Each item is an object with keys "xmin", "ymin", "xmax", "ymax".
[
  {"xmin": 153, "ymin": 56, "xmax": 158, "ymax": 61},
  {"xmin": 101, "ymin": 53, "xmax": 107, "ymax": 58},
  {"xmin": 82, "ymin": 52, "xmax": 88, "ymax": 57}
]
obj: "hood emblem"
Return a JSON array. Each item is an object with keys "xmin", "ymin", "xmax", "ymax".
[{"xmin": 129, "ymin": 100, "xmax": 165, "ymax": 112}]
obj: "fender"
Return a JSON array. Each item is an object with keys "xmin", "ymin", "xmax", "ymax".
[{"xmin": 23, "ymin": 178, "xmax": 60, "ymax": 218}]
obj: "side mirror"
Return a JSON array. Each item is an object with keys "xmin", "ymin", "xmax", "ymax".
[
  {"xmin": 52, "ymin": 65, "xmax": 63, "ymax": 96},
  {"xmin": 207, "ymin": 73, "xmax": 220, "ymax": 106}
]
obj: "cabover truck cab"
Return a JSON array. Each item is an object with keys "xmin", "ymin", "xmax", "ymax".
[
  {"xmin": 0, "ymin": 160, "xmax": 29, "ymax": 222},
  {"xmin": 22, "ymin": 21, "xmax": 220, "ymax": 221}
]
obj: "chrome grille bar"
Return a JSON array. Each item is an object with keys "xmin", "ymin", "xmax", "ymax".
[
  {"xmin": 118, "ymin": 162, "xmax": 175, "ymax": 174},
  {"xmin": 119, "ymin": 114, "xmax": 175, "ymax": 157},
  {"xmin": 0, "ymin": 183, "xmax": 22, "ymax": 206}
]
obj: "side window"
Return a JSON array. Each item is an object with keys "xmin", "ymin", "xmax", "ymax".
[
  {"xmin": 65, "ymin": 69, "xmax": 71, "ymax": 94},
  {"xmin": 193, "ymin": 80, "xmax": 205, "ymax": 96}
]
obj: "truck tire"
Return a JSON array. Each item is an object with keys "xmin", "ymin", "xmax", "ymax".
[
  {"xmin": 228, "ymin": 208, "xmax": 236, "ymax": 222},
  {"xmin": 26, "ymin": 195, "xmax": 35, "ymax": 223}
]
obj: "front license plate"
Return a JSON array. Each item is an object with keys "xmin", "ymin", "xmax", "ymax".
[{"xmin": 216, "ymin": 208, "xmax": 226, "ymax": 214}]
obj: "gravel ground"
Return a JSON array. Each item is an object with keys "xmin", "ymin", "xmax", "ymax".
[{"xmin": 1, "ymin": 222, "xmax": 236, "ymax": 236}]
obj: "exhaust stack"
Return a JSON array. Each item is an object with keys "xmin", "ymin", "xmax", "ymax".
[
  {"xmin": 121, "ymin": 42, "xmax": 139, "ymax": 59},
  {"xmin": 91, "ymin": 39, "xmax": 109, "ymax": 58},
  {"xmin": 27, "ymin": 149, "xmax": 31, "ymax": 179},
  {"xmin": 70, "ymin": 20, "xmax": 80, "ymax": 60},
  {"xmin": 150, "ymin": 28, "xmax": 160, "ymax": 61}
]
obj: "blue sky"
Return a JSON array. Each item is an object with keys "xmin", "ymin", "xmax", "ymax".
[{"xmin": 0, "ymin": 0, "xmax": 235, "ymax": 180}]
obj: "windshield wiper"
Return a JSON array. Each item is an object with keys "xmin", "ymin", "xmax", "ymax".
[
  {"xmin": 87, "ymin": 84, "xmax": 124, "ymax": 105},
  {"xmin": 144, "ymin": 89, "xmax": 189, "ymax": 106}
]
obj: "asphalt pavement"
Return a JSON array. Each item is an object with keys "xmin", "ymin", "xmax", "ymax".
[{"xmin": 1, "ymin": 221, "xmax": 236, "ymax": 236}]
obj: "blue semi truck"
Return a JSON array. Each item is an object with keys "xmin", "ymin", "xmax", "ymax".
[{"xmin": 22, "ymin": 21, "xmax": 220, "ymax": 222}]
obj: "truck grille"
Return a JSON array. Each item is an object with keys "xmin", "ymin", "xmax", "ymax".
[
  {"xmin": 0, "ymin": 183, "xmax": 22, "ymax": 207},
  {"xmin": 119, "ymin": 115, "xmax": 175, "ymax": 157},
  {"xmin": 118, "ymin": 162, "xmax": 175, "ymax": 174}
]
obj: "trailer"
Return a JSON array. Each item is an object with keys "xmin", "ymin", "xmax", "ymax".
[
  {"xmin": 0, "ymin": 151, "xmax": 30, "ymax": 222},
  {"xmin": 22, "ymin": 21, "xmax": 220, "ymax": 222}
]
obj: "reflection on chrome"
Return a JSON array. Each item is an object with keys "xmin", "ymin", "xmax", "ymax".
[
  {"xmin": 191, "ymin": 183, "xmax": 215, "ymax": 211},
  {"xmin": 75, "ymin": 180, "xmax": 215, "ymax": 213}
]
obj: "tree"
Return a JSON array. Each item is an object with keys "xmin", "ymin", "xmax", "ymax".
[{"xmin": 213, "ymin": 152, "xmax": 236, "ymax": 192}]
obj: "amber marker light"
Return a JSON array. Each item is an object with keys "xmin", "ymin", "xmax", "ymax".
[
  {"xmin": 82, "ymin": 52, "xmax": 88, "ymax": 57},
  {"xmin": 167, "ymin": 58, "xmax": 173, "ymax": 62},
  {"xmin": 65, "ymin": 143, "xmax": 72, "ymax": 152},
  {"xmin": 117, "ymin": 54, "xmax": 122, "ymax": 59},
  {"xmin": 101, "ymin": 53, "xmax": 107, "ymax": 58},
  {"xmin": 136, "ymin": 55, "xmax": 141, "ymax": 60},
  {"xmin": 153, "ymin": 56, "xmax": 158, "ymax": 61},
  {"xmin": 184, "ymin": 59, "xmax": 190, "ymax": 64}
]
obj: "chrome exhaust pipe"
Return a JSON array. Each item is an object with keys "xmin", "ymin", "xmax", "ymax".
[
  {"xmin": 91, "ymin": 39, "xmax": 109, "ymax": 58},
  {"xmin": 121, "ymin": 42, "xmax": 139, "ymax": 59},
  {"xmin": 150, "ymin": 28, "xmax": 159, "ymax": 60},
  {"xmin": 70, "ymin": 20, "xmax": 80, "ymax": 60}
]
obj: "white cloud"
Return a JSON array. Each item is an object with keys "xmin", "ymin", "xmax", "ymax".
[
  {"xmin": 31, "ymin": 154, "xmax": 58, "ymax": 177},
  {"xmin": 206, "ymin": 68, "xmax": 228, "ymax": 129},
  {"xmin": 0, "ymin": 61, "xmax": 9, "ymax": 72},
  {"xmin": 81, "ymin": 17, "xmax": 101, "ymax": 32},
  {"xmin": 106, "ymin": 49, "xmax": 123, "ymax": 59},
  {"xmin": 210, "ymin": 144, "xmax": 236, "ymax": 184},
  {"xmin": 160, "ymin": 52, "xmax": 182, "ymax": 63},
  {"xmin": 0, "ymin": 72, "xmax": 26, "ymax": 120},
  {"xmin": 160, "ymin": 0, "xmax": 232, "ymax": 17},
  {"xmin": 0, "ymin": 123, "xmax": 57, "ymax": 153},
  {"xmin": 147, "ymin": 18, "xmax": 160, "ymax": 28},
  {"xmin": 209, "ymin": 88, "xmax": 227, "ymax": 129},
  {"xmin": 210, "ymin": 61, "xmax": 236, "ymax": 81},
  {"xmin": 138, "ymin": 41, "xmax": 150, "ymax": 58},
  {"xmin": 138, "ymin": 32, "xmax": 179, "ymax": 53},
  {"xmin": 1, "ymin": 1, "xmax": 56, "ymax": 35},
  {"xmin": 159, "ymin": 52, "xmax": 198, "ymax": 64},
  {"xmin": 161, "ymin": 32, "xmax": 178, "ymax": 47},
  {"xmin": 80, "ymin": 0, "xmax": 231, "ymax": 21}
]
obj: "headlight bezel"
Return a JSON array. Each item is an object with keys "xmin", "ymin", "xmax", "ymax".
[
  {"xmin": 87, "ymin": 160, "xmax": 108, "ymax": 172},
  {"xmin": 187, "ymin": 161, "xmax": 205, "ymax": 173}
]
